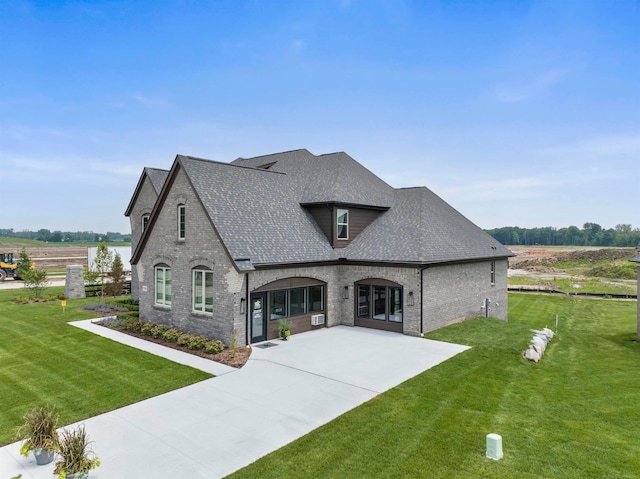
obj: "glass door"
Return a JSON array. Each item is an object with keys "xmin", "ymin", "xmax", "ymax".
[{"xmin": 250, "ymin": 292, "xmax": 266, "ymax": 342}]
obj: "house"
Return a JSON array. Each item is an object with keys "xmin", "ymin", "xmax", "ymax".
[
  {"xmin": 632, "ymin": 255, "xmax": 640, "ymax": 337},
  {"xmin": 126, "ymin": 149, "xmax": 513, "ymax": 346},
  {"xmin": 125, "ymin": 167, "xmax": 169, "ymax": 299}
]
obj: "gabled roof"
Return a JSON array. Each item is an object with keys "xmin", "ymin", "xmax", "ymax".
[
  {"xmin": 342, "ymin": 187, "xmax": 512, "ymax": 263},
  {"xmin": 232, "ymin": 149, "xmax": 394, "ymax": 208},
  {"xmin": 131, "ymin": 150, "xmax": 513, "ymax": 270},
  {"xmin": 124, "ymin": 167, "xmax": 169, "ymax": 216}
]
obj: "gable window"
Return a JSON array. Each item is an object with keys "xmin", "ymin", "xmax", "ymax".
[
  {"xmin": 193, "ymin": 269, "xmax": 213, "ymax": 314},
  {"xmin": 155, "ymin": 266, "xmax": 172, "ymax": 306},
  {"xmin": 337, "ymin": 208, "xmax": 349, "ymax": 240},
  {"xmin": 177, "ymin": 204, "xmax": 186, "ymax": 240},
  {"xmin": 490, "ymin": 261, "xmax": 496, "ymax": 285},
  {"xmin": 142, "ymin": 214, "xmax": 150, "ymax": 231}
]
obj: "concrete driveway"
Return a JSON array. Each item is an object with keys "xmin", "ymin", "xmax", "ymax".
[{"xmin": 0, "ymin": 324, "xmax": 469, "ymax": 479}]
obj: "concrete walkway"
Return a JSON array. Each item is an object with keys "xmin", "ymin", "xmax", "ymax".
[{"xmin": 0, "ymin": 325, "xmax": 470, "ymax": 479}]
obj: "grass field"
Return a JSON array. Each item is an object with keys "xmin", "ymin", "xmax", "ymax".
[
  {"xmin": 508, "ymin": 275, "xmax": 637, "ymax": 296},
  {"xmin": 0, "ymin": 288, "xmax": 211, "ymax": 446},
  {"xmin": 229, "ymin": 294, "xmax": 639, "ymax": 479},
  {"xmin": 0, "ymin": 237, "xmax": 131, "ymax": 248}
]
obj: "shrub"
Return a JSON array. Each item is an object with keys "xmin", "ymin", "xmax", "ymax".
[
  {"xmin": 119, "ymin": 317, "xmax": 143, "ymax": 333},
  {"xmin": 187, "ymin": 335, "xmax": 208, "ymax": 350},
  {"xmin": 150, "ymin": 324, "xmax": 169, "ymax": 339},
  {"xmin": 177, "ymin": 334, "xmax": 193, "ymax": 347},
  {"xmin": 162, "ymin": 328, "xmax": 182, "ymax": 343},
  {"xmin": 204, "ymin": 340, "xmax": 224, "ymax": 354},
  {"xmin": 140, "ymin": 322, "xmax": 157, "ymax": 336}
]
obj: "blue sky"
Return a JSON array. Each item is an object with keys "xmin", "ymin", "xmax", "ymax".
[{"xmin": 1, "ymin": 0, "xmax": 638, "ymax": 234}]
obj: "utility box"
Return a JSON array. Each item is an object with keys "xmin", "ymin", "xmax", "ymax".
[{"xmin": 486, "ymin": 433, "xmax": 503, "ymax": 461}]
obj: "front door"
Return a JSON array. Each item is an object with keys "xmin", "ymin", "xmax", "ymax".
[{"xmin": 250, "ymin": 292, "xmax": 267, "ymax": 343}]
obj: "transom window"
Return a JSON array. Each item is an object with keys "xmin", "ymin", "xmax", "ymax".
[
  {"xmin": 337, "ymin": 208, "xmax": 349, "ymax": 240},
  {"xmin": 155, "ymin": 266, "xmax": 172, "ymax": 306},
  {"xmin": 193, "ymin": 269, "xmax": 213, "ymax": 314},
  {"xmin": 356, "ymin": 283, "xmax": 402, "ymax": 323},
  {"xmin": 268, "ymin": 285, "xmax": 325, "ymax": 321},
  {"xmin": 177, "ymin": 204, "xmax": 186, "ymax": 240}
]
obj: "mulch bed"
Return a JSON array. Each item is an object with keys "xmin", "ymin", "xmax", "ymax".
[{"xmin": 96, "ymin": 322, "xmax": 252, "ymax": 369}]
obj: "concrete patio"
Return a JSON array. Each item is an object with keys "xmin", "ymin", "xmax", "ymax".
[{"xmin": 0, "ymin": 324, "xmax": 470, "ymax": 479}]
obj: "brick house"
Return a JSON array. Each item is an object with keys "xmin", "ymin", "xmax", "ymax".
[{"xmin": 126, "ymin": 149, "xmax": 513, "ymax": 346}]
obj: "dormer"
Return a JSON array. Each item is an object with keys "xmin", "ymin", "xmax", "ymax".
[{"xmin": 302, "ymin": 202, "xmax": 388, "ymax": 248}]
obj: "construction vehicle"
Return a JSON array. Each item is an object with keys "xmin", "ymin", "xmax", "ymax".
[{"xmin": 0, "ymin": 252, "xmax": 18, "ymax": 281}]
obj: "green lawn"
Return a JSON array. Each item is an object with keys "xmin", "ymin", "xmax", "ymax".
[
  {"xmin": 508, "ymin": 275, "xmax": 636, "ymax": 296},
  {"xmin": 229, "ymin": 294, "xmax": 640, "ymax": 479},
  {"xmin": 0, "ymin": 288, "xmax": 211, "ymax": 446}
]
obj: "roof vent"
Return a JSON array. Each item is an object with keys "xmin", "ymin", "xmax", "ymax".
[{"xmin": 257, "ymin": 161, "xmax": 277, "ymax": 170}]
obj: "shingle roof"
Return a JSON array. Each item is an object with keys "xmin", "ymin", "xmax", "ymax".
[
  {"xmin": 124, "ymin": 167, "xmax": 169, "ymax": 216},
  {"xmin": 342, "ymin": 187, "xmax": 512, "ymax": 263},
  {"xmin": 134, "ymin": 150, "xmax": 512, "ymax": 268},
  {"xmin": 145, "ymin": 167, "xmax": 169, "ymax": 194}
]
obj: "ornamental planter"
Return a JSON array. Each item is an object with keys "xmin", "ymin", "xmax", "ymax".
[{"xmin": 33, "ymin": 448, "xmax": 55, "ymax": 465}]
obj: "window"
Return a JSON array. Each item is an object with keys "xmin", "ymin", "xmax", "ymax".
[
  {"xmin": 267, "ymin": 285, "xmax": 325, "ymax": 320},
  {"xmin": 309, "ymin": 285, "xmax": 324, "ymax": 313},
  {"xmin": 270, "ymin": 290, "xmax": 288, "ymax": 320},
  {"xmin": 356, "ymin": 283, "xmax": 403, "ymax": 323},
  {"xmin": 490, "ymin": 261, "xmax": 496, "ymax": 285},
  {"xmin": 289, "ymin": 287, "xmax": 307, "ymax": 317},
  {"xmin": 193, "ymin": 269, "xmax": 213, "ymax": 314},
  {"xmin": 142, "ymin": 214, "xmax": 150, "ymax": 231},
  {"xmin": 155, "ymin": 266, "xmax": 172, "ymax": 306},
  {"xmin": 337, "ymin": 208, "xmax": 349, "ymax": 240},
  {"xmin": 177, "ymin": 204, "xmax": 186, "ymax": 240},
  {"xmin": 357, "ymin": 285, "xmax": 370, "ymax": 318},
  {"xmin": 389, "ymin": 287, "xmax": 403, "ymax": 322}
]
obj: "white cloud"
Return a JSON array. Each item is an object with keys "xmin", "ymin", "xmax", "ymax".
[{"xmin": 495, "ymin": 69, "xmax": 568, "ymax": 103}]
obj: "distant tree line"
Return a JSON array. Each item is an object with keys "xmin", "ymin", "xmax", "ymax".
[
  {"xmin": 485, "ymin": 223, "xmax": 640, "ymax": 247},
  {"xmin": 0, "ymin": 228, "xmax": 131, "ymax": 243}
]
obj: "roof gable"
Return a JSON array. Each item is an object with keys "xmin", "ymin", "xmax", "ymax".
[{"xmin": 124, "ymin": 167, "xmax": 169, "ymax": 217}]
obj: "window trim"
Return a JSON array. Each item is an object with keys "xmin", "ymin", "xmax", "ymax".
[
  {"xmin": 337, "ymin": 208, "xmax": 349, "ymax": 240},
  {"xmin": 177, "ymin": 204, "xmax": 186, "ymax": 241},
  {"xmin": 192, "ymin": 268, "xmax": 213, "ymax": 314},
  {"xmin": 154, "ymin": 266, "xmax": 172, "ymax": 307}
]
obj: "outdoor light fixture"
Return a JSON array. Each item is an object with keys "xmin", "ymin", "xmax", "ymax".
[
  {"xmin": 240, "ymin": 297, "xmax": 246, "ymax": 314},
  {"xmin": 408, "ymin": 291, "xmax": 414, "ymax": 306},
  {"xmin": 343, "ymin": 286, "xmax": 350, "ymax": 299}
]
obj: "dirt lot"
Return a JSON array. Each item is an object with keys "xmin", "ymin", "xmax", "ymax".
[
  {"xmin": 509, "ymin": 246, "xmax": 638, "ymax": 269},
  {"xmin": 1, "ymin": 246, "xmax": 89, "ymax": 269}
]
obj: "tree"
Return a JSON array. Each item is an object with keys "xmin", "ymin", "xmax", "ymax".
[
  {"xmin": 23, "ymin": 268, "xmax": 49, "ymax": 299},
  {"xmin": 92, "ymin": 242, "xmax": 113, "ymax": 306},
  {"xmin": 15, "ymin": 248, "xmax": 33, "ymax": 280},
  {"xmin": 106, "ymin": 252, "xmax": 125, "ymax": 297}
]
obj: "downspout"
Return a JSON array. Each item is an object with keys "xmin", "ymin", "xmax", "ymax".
[{"xmin": 245, "ymin": 272, "xmax": 250, "ymax": 347}]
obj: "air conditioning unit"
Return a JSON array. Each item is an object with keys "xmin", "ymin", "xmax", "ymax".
[{"xmin": 311, "ymin": 313, "xmax": 325, "ymax": 326}]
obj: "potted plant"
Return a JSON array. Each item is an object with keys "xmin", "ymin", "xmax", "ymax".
[
  {"xmin": 278, "ymin": 318, "xmax": 293, "ymax": 340},
  {"xmin": 15, "ymin": 405, "xmax": 59, "ymax": 465},
  {"xmin": 53, "ymin": 425, "xmax": 100, "ymax": 479}
]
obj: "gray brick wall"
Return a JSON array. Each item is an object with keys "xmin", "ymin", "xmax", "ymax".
[
  {"xmin": 138, "ymin": 167, "xmax": 245, "ymax": 346},
  {"xmin": 129, "ymin": 177, "xmax": 158, "ymax": 300},
  {"xmin": 422, "ymin": 259, "xmax": 508, "ymax": 332}
]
